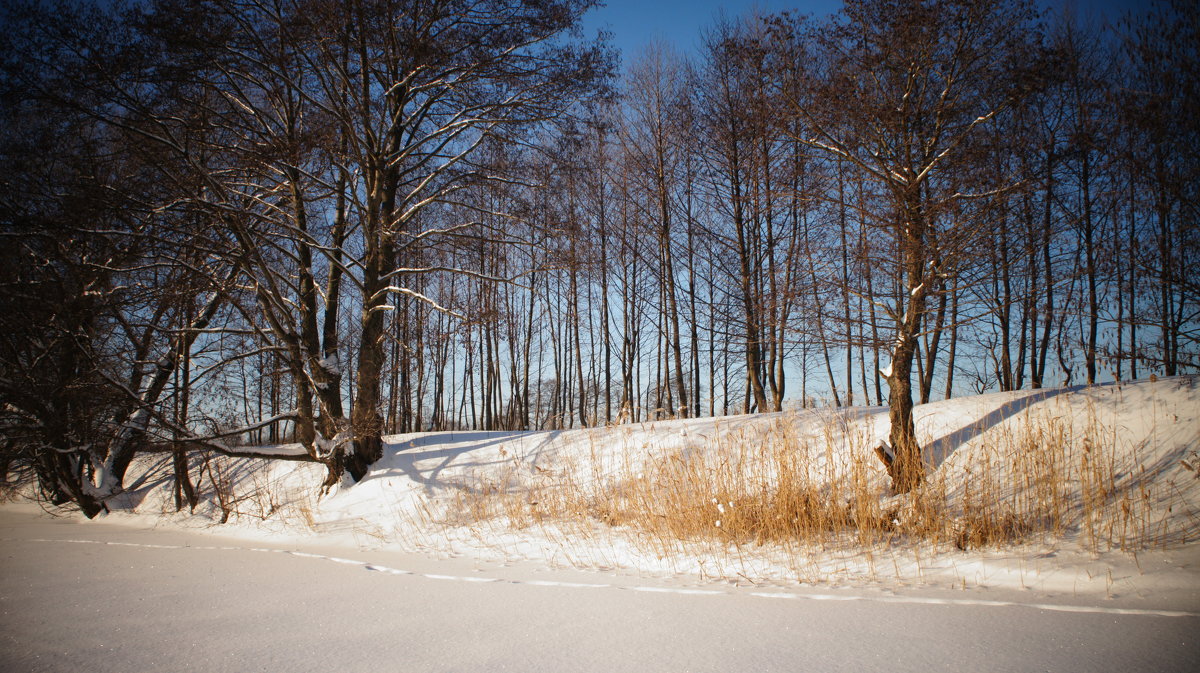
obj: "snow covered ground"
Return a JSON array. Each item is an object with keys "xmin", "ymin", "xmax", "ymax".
[
  {"xmin": 2, "ymin": 507, "xmax": 1195, "ymax": 673},
  {"xmin": 6, "ymin": 376, "xmax": 1200, "ymax": 608}
]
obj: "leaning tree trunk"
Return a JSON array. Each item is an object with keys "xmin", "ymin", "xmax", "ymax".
[{"xmin": 89, "ymin": 271, "xmax": 231, "ymax": 502}]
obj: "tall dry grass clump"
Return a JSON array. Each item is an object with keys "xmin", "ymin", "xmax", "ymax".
[
  {"xmin": 583, "ymin": 418, "xmax": 894, "ymax": 551},
  {"xmin": 442, "ymin": 414, "xmax": 897, "ymax": 557},
  {"xmin": 441, "ymin": 400, "xmax": 1197, "ymax": 570},
  {"xmin": 918, "ymin": 405, "xmax": 1186, "ymax": 553}
]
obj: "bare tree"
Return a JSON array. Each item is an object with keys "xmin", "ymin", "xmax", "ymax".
[{"xmin": 774, "ymin": 0, "xmax": 1048, "ymax": 491}]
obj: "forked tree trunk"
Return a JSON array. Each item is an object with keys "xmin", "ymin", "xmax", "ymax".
[{"xmin": 876, "ymin": 197, "xmax": 930, "ymax": 494}]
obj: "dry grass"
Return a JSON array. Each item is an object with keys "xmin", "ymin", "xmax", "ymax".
[
  {"xmin": 186, "ymin": 452, "xmax": 320, "ymax": 528},
  {"xmin": 440, "ymin": 404, "xmax": 1199, "ymax": 573},
  {"xmin": 918, "ymin": 405, "xmax": 1191, "ymax": 553},
  {"xmin": 581, "ymin": 418, "xmax": 894, "ymax": 551}
]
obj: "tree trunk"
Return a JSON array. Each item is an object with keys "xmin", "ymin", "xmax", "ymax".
[
  {"xmin": 348, "ymin": 166, "xmax": 396, "ymax": 481},
  {"xmin": 880, "ymin": 196, "xmax": 930, "ymax": 493}
]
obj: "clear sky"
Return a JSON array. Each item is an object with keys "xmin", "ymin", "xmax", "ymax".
[{"xmin": 581, "ymin": 0, "xmax": 1151, "ymax": 65}]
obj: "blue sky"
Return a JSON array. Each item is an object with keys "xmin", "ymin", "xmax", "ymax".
[{"xmin": 581, "ymin": 0, "xmax": 1150, "ymax": 63}]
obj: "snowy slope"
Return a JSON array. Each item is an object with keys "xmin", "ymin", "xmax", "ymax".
[{"xmin": 9, "ymin": 376, "xmax": 1200, "ymax": 602}]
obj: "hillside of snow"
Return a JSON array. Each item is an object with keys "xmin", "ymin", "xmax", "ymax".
[{"xmin": 7, "ymin": 376, "xmax": 1200, "ymax": 602}]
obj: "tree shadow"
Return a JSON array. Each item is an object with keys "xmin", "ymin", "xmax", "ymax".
[
  {"xmin": 361, "ymin": 430, "xmax": 564, "ymax": 496},
  {"xmin": 108, "ymin": 455, "xmax": 174, "ymax": 509},
  {"xmin": 924, "ymin": 385, "xmax": 1085, "ymax": 470}
]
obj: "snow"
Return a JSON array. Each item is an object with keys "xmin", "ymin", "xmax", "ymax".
[
  {"xmin": 3, "ymin": 377, "xmax": 1199, "ymax": 671},
  {"xmin": 5, "ymin": 376, "xmax": 1200, "ymax": 609},
  {"xmin": 5, "ymin": 507, "xmax": 1195, "ymax": 672},
  {"xmin": 313, "ymin": 430, "xmax": 350, "ymax": 459},
  {"xmin": 317, "ymin": 352, "xmax": 341, "ymax": 376}
]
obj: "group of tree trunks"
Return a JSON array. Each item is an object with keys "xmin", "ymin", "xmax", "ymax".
[{"xmin": 0, "ymin": 0, "xmax": 1195, "ymax": 511}]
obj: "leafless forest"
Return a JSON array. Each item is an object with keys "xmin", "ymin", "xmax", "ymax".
[{"xmin": 1, "ymin": 0, "xmax": 1195, "ymax": 514}]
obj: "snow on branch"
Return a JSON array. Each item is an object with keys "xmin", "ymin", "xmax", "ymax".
[
  {"xmin": 381, "ymin": 265, "xmax": 526, "ymax": 289},
  {"xmin": 207, "ymin": 410, "xmax": 302, "ymax": 441},
  {"xmin": 372, "ymin": 286, "xmax": 464, "ymax": 319}
]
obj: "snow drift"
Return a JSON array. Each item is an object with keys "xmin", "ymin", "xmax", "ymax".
[{"xmin": 10, "ymin": 375, "xmax": 1199, "ymax": 598}]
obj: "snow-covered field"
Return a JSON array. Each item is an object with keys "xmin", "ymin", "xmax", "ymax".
[{"xmin": 8, "ymin": 376, "xmax": 1200, "ymax": 606}]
